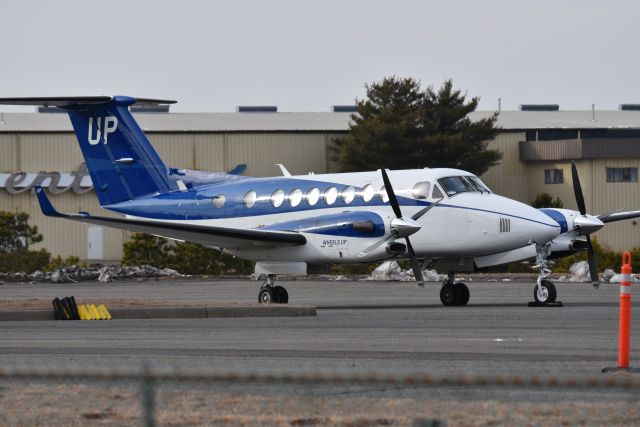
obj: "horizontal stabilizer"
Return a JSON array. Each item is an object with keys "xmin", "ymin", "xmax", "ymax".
[{"xmin": 0, "ymin": 96, "xmax": 176, "ymax": 107}]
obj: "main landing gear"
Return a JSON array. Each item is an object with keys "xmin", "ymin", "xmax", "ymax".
[
  {"xmin": 440, "ymin": 272, "xmax": 470, "ymax": 306},
  {"xmin": 532, "ymin": 243, "xmax": 557, "ymax": 304},
  {"xmin": 258, "ymin": 274, "xmax": 289, "ymax": 304}
]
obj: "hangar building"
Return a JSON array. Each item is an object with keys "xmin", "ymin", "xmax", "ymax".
[{"xmin": 0, "ymin": 105, "xmax": 638, "ymax": 260}]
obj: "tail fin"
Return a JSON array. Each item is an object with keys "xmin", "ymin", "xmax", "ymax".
[{"xmin": 0, "ymin": 96, "xmax": 178, "ymax": 205}]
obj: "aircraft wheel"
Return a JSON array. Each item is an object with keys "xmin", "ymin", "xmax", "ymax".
[
  {"xmin": 258, "ymin": 287, "xmax": 275, "ymax": 304},
  {"xmin": 455, "ymin": 283, "xmax": 470, "ymax": 306},
  {"xmin": 273, "ymin": 286, "xmax": 289, "ymax": 304},
  {"xmin": 440, "ymin": 283, "xmax": 458, "ymax": 306},
  {"xmin": 534, "ymin": 280, "xmax": 557, "ymax": 304}
]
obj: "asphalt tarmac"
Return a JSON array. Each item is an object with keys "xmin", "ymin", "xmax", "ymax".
[{"xmin": 0, "ymin": 278, "xmax": 636, "ymax": 377}]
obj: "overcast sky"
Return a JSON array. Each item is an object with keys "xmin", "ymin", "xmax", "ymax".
[{"xmin": 0, "ymin": 0, "xmax": 637, "ymax": 112}]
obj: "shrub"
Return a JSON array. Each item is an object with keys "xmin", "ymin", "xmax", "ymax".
[
  {"xmin": 553, "ymin": 238, "xmax": 640, "ymax": 273},
  {"xmin": 531, "ymin": 193, "xmax": 564, "ymax": 209},
  {"xmin": 122, "ymin": 233, "xmax": 254, "ymax": 275},
  {"xmin": 44, "ymin": 255, "xmax": 85, "ymax": 272},
  {"xmin": 0, "ymin": 248, "xmax": 51, "ymax": 274}
]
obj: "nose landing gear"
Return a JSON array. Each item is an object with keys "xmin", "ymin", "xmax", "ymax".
[
  {"xmin": 532, "ymin": 243, "xmax": 558, "ymax": 304},
  {"xmin": 258, "ymin": 274, "xmax": 289, "ymax": 304}
]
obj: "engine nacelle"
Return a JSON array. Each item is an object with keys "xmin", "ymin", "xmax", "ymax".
[
  {"xmin": 386, "ymin": 242, "xmax": 406, "ymax": 255},
  {"xmin": 549, "ymin": 235, "xmax": 588, "ymax": 259}
]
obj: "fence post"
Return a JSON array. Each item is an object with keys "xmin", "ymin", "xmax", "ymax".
[{"xmin": 142, "ymin": 363, "xmax": 155, "ymax": 427}]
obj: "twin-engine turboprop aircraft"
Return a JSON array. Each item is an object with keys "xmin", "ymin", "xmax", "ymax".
[{"xmin": 1, "ymin": 96, "xmax": 638, "ymax": 306}]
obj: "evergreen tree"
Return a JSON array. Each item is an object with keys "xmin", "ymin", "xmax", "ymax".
[{"xmin": 334, "ymin": 77, "xmax": 502, "ymax": 175}]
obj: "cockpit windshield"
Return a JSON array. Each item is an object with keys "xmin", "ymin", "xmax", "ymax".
[{"xmin": 438, "ymin": 176, "xmax": 492, "ymax": 197}]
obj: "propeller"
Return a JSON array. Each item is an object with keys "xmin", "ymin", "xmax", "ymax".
[{"xmin": 571, "ymin": 161, "xmax": 600, "ymax": 287}]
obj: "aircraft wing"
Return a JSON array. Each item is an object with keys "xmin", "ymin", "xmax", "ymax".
[
  {"xmin": 598, "ymin": 210, "xmax": 640, "ymax": 224},
  {"xmin": 35, "ymin": 187, "xmax": 306, "ymax": 249}
]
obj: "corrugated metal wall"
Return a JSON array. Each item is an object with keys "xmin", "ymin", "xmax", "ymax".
[
  {"xmin": 0, "ymin": 131, "xmax": 337, "ymax": 260},
  {"xmin": 1, "ymin": 128, "xmax": 638, "ymax": 259}
]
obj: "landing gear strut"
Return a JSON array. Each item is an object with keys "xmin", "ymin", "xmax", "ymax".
[
  {"xmin": 532, "ymin": 243, "xmax": 557, "ymax": 304},
  {"xmin": 440, "ymin": 272, "xmax": 470, "ymax": 306},
  {"xmin": 258, "ymin": 274, "xmax": 289, "ymax": 304}
]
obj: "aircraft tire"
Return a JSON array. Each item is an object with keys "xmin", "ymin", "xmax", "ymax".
[
  {"xmin": 533, "ymin": 280, "xmax": 557, "ymax": 304},
  {"xmin": 258, "ymin": 287, "xmax": 275, "ymax": 304},
  {"xmin": 440, "ymin": 283, "xmax": 458, "ymax": 306},
  {"xmin": 273, "ymin": 286, "xmax": 289, "ymax": 304},
  {"xmin": 454, "ymin": 283, "xmax": 470, "ymax": 306}
]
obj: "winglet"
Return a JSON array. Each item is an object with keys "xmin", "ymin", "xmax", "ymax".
[{"xmin": 35, "ymin": 186, "xmax": 64, "ymax": 217}]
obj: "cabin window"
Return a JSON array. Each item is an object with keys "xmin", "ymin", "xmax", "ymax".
[
  {"xmin": 244, "ymin": 190, "xmax": 257, "ymax": 208},
  {"xmin": 379, "ymin": 186, "xmax": 389, "ymax": 202},
  {"xmin": 342, "ymin": 186, "xmax": 355, "ymax": 204},
  {"xmin": 432, "ymin": 185, "xmax": 445, "ymax": 199},
  {"xmin": 307, "ymin": 187, "xmax": 320, "ymax": 206},
  {"xmin": 212, "ymin": 195, "xmax": 225, "ymax": 208},
  {"xmin": 289, "ymin": 188, "xmax": 303, "ymax": 207},
  {"xmin": 412, "ymin": 182, "xmax": 431, "ymax": 199},
  {"xmin": 362, "ymin": 184, "xmax": 375, "ymax": 202},
  {"xmin": 271, "ymin": 189, "xmax": 285, "ymax": 207},
  {"xmin": 324, "ymin": 187, "xmax": 338, "ymax": 205}
]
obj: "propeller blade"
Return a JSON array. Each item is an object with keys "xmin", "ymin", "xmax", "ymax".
[
  {"xmin": 405, "ymin": 237, "xmax": 424, "ymax": 287},
  {"xmin": 571, "ymin": 161, "xmax": 586, "ymax": 216},
  {"xmin": 586, "ymin": 235, "xmax": 599, "ymax": 287},
  {"xmin": 411, "ymin": 199, "xmax": 443, "ymax": 221},
  {"xmin": 381, "ymin": 168, "xmax": 402, "ymax": 219},
  {"xmin": 358, "ymin": 234, "xmax": 395, "ymax": 257}
]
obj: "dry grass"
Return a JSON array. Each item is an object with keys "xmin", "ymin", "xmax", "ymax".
[{"xmin": 1, "ymin": 383, "xmax": 640, "ymax": 426}]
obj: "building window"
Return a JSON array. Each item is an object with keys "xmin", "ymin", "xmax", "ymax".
[
  {"xmin": 607, "ymin": 168, "xmax": 638, "ymax": 183},
  {"xmin": 544, "ymin": 169, "xmax": 564, "ymax": 184}
]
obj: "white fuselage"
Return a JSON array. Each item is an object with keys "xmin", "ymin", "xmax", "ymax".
[{"xmin": 123, "ymin": 168, "xmax": 561, "ymax": 265}]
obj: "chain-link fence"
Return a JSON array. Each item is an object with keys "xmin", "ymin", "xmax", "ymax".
[{"xmin": 1, "ymin": 367, "xmax": 640, "ymax": 426}]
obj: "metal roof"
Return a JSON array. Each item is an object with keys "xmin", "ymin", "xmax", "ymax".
[
  {"xmin": 1, "ymin": 110, "xmax": 640, "ymax": 132},
  {"xmin": 0, "ymin": 112, "xmax": 353, "ymax": 133},
  {"xmin": 469, "ymin": 110, "xmax": 640, "ymax": 130}
]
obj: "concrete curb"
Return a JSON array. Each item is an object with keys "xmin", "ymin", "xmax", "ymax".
[{"xmin": 0, "ymin": 305, "xmax": 316, "ymax": 321}]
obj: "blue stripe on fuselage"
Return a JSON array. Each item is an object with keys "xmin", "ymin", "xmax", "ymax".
[
  {"xmin": 539, "ymin": 208, "xmax": 568, "ymax": 233},
  {"xmin": 105, "ymin": 176, "xmax": 429, "ymax": 220}
]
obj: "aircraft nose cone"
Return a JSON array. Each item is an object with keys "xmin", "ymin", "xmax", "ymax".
[{"xmin": 530, "ymin": 208, "xmax": 562, "ymax": 243}]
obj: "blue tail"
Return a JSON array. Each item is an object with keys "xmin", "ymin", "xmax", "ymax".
[{"xmin": 62, "ymin": 96, "xmax": 177, "ymax": 205}]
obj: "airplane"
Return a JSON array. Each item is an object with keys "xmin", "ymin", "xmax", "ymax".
[{"xmin": 0, "ymin": 95, "xmax": 638, "ymax": 306}]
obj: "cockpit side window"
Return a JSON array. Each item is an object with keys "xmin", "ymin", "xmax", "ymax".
[
  {"xmin": 467, "ymin": 176, "xmax": 491, "ymax": 193},
  {"xmin": 411, "ymin": 182, "xmax": 431, "ymax": 199},
  {"xmin": 432, "ymin": 185, "xmax": 445, "ymax": 199},
  {"xmin": 438, "ymin": 176, "xmax": 474, "ymax": 197}
]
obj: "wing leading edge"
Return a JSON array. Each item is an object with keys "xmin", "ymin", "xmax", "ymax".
[{"xmin": 35, "ymin": 187, "xmax": 306, "ymax": 250}]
